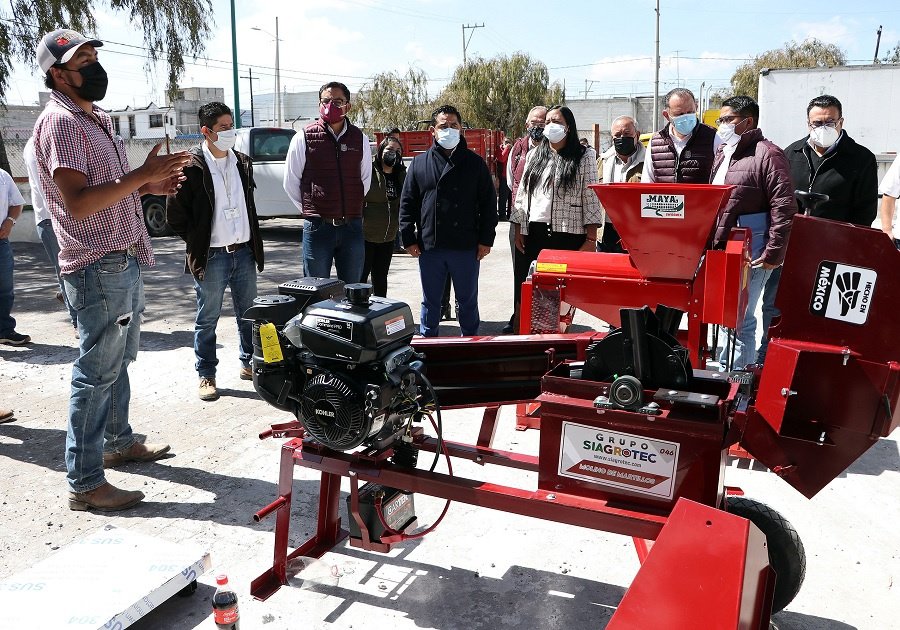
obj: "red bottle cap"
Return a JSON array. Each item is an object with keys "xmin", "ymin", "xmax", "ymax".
[{"xmin": 216, "ymin": 574, "xmax": 228, "ymax": 585}]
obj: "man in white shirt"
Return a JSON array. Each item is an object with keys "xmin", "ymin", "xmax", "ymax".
[
  {"xmin": 23, "ymin": 136, "xmax": 78, "ymax": 329},
  {"xmin": 597, "ymin": 115, "xmax": 646, "ymax": 252},
  {"xmin": 0, "ymin": 166, "xmax": 29, "ymax": 345},
  {"xmin": 282, "ymin": 81, "xmax": 372, "ymax": 283},
  {"xmin": 166, "ymin": 102, "xmax": 264, "ymax": 401},
  {"xmin": 878, "ymin": 153, "xmax": 900, "ymax": 248}
]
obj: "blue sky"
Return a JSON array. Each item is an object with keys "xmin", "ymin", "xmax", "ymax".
[{"xmin": 7, "ymin": 0, "xmax": 899, "ymax": 113}]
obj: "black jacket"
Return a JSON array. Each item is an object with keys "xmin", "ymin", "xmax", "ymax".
[
  {"xmin": 166, "ymin": 145, "xmax": 264, "ymax": 280},
  {"xmin": 784, "ymin": 131, "xmax": 878, "ymax": 226},
  {"xmin": 399, "ymin": 136, "xmax": 498, "ymax": 251}
]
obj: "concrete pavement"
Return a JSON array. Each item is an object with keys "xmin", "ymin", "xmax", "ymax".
[{"xmin": 1, "ymin": 220, "xmax": 898, "ymax": 629}]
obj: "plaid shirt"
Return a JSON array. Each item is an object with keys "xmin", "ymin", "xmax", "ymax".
[
  {"xmin": 33, "ymin": 91, "xmax": 153, "ymax": 274},
  {"xmin": 510, "ymin": 148, "xmax": 602, "ymax": 235}
]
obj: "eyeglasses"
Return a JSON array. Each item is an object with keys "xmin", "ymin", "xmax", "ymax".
[
  {"xmin": 320, "ymin": 98, "xmax": 347, "ymax": 107},
  {"xmin": 808, "ymin": 119, "xmax": 841, "ymax": 129},
  {"xmin": 715, "ymin": 115, "xmax": 742, "ymax": 125}
]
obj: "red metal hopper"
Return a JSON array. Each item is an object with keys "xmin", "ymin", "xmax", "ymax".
[{"xmin": 590, "ymin": 183, "xmax": 734, "ymax": 280}]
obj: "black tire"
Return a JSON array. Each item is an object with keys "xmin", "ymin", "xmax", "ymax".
[
  {"xmin": 725, "ymin": 496, "xmax": 806, "ymax": 613},
  {"xmin": 142, "ymin": 195, "xmax": 172, "ymax": 237}
]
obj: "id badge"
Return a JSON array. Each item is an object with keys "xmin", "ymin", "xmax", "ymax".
[{"xmin": 224, "ymin": 207, "xmax": 239, "ymax": 220}]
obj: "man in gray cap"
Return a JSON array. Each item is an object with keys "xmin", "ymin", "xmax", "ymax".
[{"xmin": 32, "ymin": 28, "xmax": 191, "ymax": 511}]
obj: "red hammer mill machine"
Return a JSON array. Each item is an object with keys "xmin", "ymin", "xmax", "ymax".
[{"xmin": 244, "ymin": 183, "xmax": 900, "ymax": 628}]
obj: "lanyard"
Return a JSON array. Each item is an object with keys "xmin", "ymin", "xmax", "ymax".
[{"xmin": 210, "ymin": 154, "xmax": 234, "ymax": 210}]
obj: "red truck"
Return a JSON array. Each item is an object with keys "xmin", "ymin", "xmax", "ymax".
[{"xmin": 374, "ymin": 127, "xmax": 505, "ymax": 176}]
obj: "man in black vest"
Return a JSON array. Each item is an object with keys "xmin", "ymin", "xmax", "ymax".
[
  {"xmin": 283, "ymin": 81, "xmax": 372, "ymax": 282},
  {"xmin": 643, "ymin": 88, "xmax": 720, "ymax": 183},
  {"xmin": 399, "ymin": 105, "xmax": 498, "ymax": 337}
]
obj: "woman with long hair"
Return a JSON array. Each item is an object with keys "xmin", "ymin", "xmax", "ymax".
[
  {"xmin": 361, "ymin": 135, "xmax": 406, "ymax": 296},
  {"xmin": 510, "ymin": 105, "xmax": 601, "ymax": 275}
]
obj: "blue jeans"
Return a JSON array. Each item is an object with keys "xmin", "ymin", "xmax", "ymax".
[
  {"xmin": 36, "ymin": 218, "xmax": 78, "ymax": 326},
  {"xmin": 64, "ymin": 253, "xmax": 144, "ymax": 493},
  {"xmin": 194, "ymin": 246, "xmax": 258, "ymax": 378},
  {"xmin": 757, "ymin": 266, "xmax": 782, "ymax": 364},
  {"xmin": 302, "ymin": 217, "xmax": 364, "ymax": 283},
  {"xmin": 720, "ymin": 265, "xmax": 773, "ymax": 369},
  {"xmin": 0, "ymin": 239, "xmax": 14, "ymax": 335},
  {"xmin": 418, "ymin": 248, "xmax": 481, "ymax": 337}
]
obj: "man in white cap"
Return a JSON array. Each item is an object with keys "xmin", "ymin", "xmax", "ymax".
[{"xmin": 32, "ymin": 28, "xmax": 191, "ymax": 512}]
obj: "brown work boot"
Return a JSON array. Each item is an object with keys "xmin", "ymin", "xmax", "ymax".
[
  {"xmin": 0, "ymin": 407, "xmax": 14, "ymax": 424},
  {"xmin": 239, "ymin": 366, "xmax": 253, "ymax": 381},
  {"xmin": 199, "ymin": 377, "xmax": 218, "ymax": 401},
  {"xmin": 103, "ymin": 441, "xmax": 172, "ymax": 468},
  {"xmin": 68, "ymin": 482, "xmax": 145, "ymax": 512}
]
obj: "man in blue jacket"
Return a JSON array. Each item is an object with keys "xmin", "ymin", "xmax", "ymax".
[{"xmin": 399, "ymin": 105, "xmax": 498, "ymax": 336}]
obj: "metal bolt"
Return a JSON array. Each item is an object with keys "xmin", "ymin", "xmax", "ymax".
[
  {"xmin": 700, "ymin": 394, "xmax": 710, "ymax": 400},
  {"xmin": 781, "ymin": 388, "xmax": 797, "ymax": 397},
  {"xmin": 842, "ymin": 348, "xmax": 851, "ymax": 366},
  {"xmin": 668, "ymin": 390, "xmax": 678, "ymax": 395},
  {"xmin": 349, "ymin": 471, "xmax": 357, "ymax": 477},
  {"xmin": 475, "ymin": 456, "xmax": 483, "ymax": 463},
  {"xmin": 546, "ymin": 494, "xmax": 556, "ymax": 501}
]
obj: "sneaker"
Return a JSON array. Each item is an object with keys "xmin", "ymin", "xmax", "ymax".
[
  {"xmin": 0, "ymin": 331, "xmax": 30, "ymax": 346},
  {"xmin": 240, "ymin": 366, "xmax": 253, "ymax": 381},
  {"xmin": 199, "ymin": 377, "xmax": 218, "ymax": 401}
]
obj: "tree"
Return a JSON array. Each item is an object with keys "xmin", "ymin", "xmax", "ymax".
[
  {"xmin": 0, "ymin": 0, "xmax": 213, "ymax": 104},
  {"xmin": 881, "ymin": 43, "xmax": 900, "ymax": 64},
  {"xmin": 353, "ymin": 68, "xmax": 431, "ymax": 134},
  {"xmin": 436, "ymin": 53, "xmax": 564, "ymax": 137},
  {"xmin": 727, "ymin": 39, "xmax": 847, "ymax": 101}
]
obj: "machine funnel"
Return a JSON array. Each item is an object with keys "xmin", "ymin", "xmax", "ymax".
[{"xmin": 590, "ymin": 183, "xmax": 734, "ymax": 280}]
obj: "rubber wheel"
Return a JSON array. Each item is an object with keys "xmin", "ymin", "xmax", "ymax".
[
  {"xmin": 725, "ymin": 496, "xmax": 806, "ymax": 613},
  {"xmin": 142, "ymin": 195, "xmax": 173, "ymax": 237}
]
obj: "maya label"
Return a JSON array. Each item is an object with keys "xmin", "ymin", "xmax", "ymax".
[
  {"xmin": 558, "ymin": 422, "xmax": 679, "ymax": 499},
  {"xmin": 809, "ymin": 261, "xmax": 877, "ymax": 325},
  {"xmin": 640, "ymin": 193, "xmax": 685, "ymax": 219}
]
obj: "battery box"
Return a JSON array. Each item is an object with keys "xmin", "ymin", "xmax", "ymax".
[{"xmin": 347, "ymin": 483, "xmax": 417, "ymax": 542}]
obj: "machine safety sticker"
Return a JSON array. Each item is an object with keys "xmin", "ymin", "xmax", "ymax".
[
  {"xmin": 558, "ymin": 422, "xmax": 680, "ymax": 499},
  {"xmin": 536, "ymin": 262, "xmax": 567, "ymax": 273},
  {"xmin": 385, "ymin": 315, "xmax": 407, "ymax": 336},
  {"xmin": 809, "ymin": 261, "xmax": 876, "ymax": 325},
  {"xmin": 640, "ymin": 193, "xmax": 685, "ymax": 219}
]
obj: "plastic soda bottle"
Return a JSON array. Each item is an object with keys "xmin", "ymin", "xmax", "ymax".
[{"xmin": 212, "ymin": 574, "xmax": 240, "ymax": 629}]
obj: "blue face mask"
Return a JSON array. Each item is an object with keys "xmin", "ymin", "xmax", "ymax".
[
  {"xmin": 435, "ymin": 127, "xmax": 460, "ymax": 149},
  {"xmin": 671, "ymin": 113, "xmax": 698, "ymax": 136}
]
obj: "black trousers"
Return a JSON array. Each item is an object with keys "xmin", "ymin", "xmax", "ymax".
[
  {"xmin": 598, "ymin": 222, "xmax": 625, "ymax": 253},
  {"xmin": 523, "ymin": 222, "xmax": 587, "ymax": 264},
  {"xmin": 361, "ymin": 240, "xmax": 394, "ymax": 297}
]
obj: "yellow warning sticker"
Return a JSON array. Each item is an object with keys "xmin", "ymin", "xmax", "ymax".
[
  {"xmin": 536, "ymin": 262, "xmax": 567, "ymax": 273},
  {"xmin": 259, "ymin": 322, "xmax": 284, "ymax": 363}
]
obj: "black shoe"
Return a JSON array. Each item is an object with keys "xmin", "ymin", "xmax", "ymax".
[
  {"xmin": 0, "ymin": 331, "xmax": 31, "ymax": 346},
  {"xmin": 441, "ymin": 304, "xmax": 452, "ymax": 321}
]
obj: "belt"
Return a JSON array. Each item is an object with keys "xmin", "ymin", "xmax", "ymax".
[
  {"xmin": 108, "ymin": 244, "xmax": 138, "ymax": 257},
  {"xmin": 211, "ymin": 242, "xmax": 248, "ymax": 253}
]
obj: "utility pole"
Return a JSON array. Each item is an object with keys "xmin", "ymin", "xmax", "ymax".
[
  {"xmin": 275, "ymin": 16, "xmax": 281, "ymax": 127},
  {"xmin": 462, "ymin": 23, "xmax": 484, "ymax": 65},
  {"xmin": 653, "ymin": 0, "xmax": 660, "ymax": 130},
  {"xmin": 240, "ymin": 68, "xmax": 260, "ymax": 127},
  {"xmin": 230, "ymin": 0, "xmax": 240, "ymax": 128},
  {"xmin": 874, "ymin": 25, "xmax": 883, "ymax": 63}
]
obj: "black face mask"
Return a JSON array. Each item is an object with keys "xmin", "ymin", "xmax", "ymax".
[
  {"xmin": 528, "ymin": 126, "xmax": 544, "ymax": 142},
  {"xmin": 66, "ymin": 62, "xmax": 109, "ymax": 102},
  {"xmin": 382, "ymin": 150, "xmax": 399, "ymax": 167},
  {"xmin": 613, "ymin": 136, "xmax": 637, "ymax": 157}
]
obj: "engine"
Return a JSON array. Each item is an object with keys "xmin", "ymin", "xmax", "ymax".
[{"xmin": 245, "ymin": 279, "xmax": 421, "ymax": 450}]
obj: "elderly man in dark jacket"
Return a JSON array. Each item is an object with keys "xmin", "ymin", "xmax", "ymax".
[
  {"xmin": 399, "ymin": 104, "xmax": 498, "ymax": 337},
  {"xmin": 166, "ymin": 102, "xmax": 264, "ymax": 401},
  {"xmin": 710, "ymin": 96, "xmax": 797, "ymax": 369}
]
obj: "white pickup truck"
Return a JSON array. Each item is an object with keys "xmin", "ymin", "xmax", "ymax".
[{"xmin": 144, "ymin": 126, "xmax": 299, "ymax": 236}]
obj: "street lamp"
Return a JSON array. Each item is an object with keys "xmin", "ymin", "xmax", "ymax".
[{"xmin": 252, "ymin": 17, "xmax": 281, "ymax": 127}]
